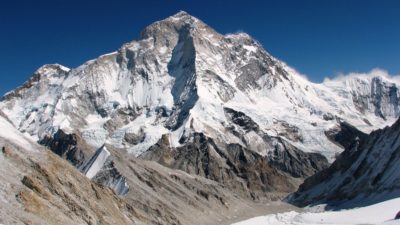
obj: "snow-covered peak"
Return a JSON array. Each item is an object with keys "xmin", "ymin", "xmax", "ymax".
[
  {"xmin": 139, "ymin": 10, "xmax": 220, "ymax": 42},
  {"xmin": 320, "ymin": 71, "xmax": 400, "ymax": 121},
  {"xmin": 1, "ymin": 12, "xmax": 399, "ymax": 162},
  {"xmin": 167, "ymin": 10, "xmax": 197, "ymax": 22},
  {"xmin": 35, "ymin": 63, "xmax": 70, "ymax": 76}
]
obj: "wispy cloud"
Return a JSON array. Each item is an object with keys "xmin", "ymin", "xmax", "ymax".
[{"xmin": 324, "ymin": 68, "xmax": 400, "ymax": 84}]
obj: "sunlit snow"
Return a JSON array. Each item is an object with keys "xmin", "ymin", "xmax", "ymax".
[{"xmin": 232, "ymin": 198, "xmax": 400, "ymax": 225}]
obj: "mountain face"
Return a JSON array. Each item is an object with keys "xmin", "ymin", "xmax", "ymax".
[
  {"xmin": 289, "ymin": 117, "xmax": 400, "ymax": 208},
  {"xmin": 1, "ymin": 11, "xmax": 400, "ymax": 199},
  {"xmin": 3, "ymin": 112, "xmax": 304, "ymax": 225}
]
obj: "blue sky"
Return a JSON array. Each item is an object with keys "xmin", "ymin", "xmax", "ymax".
[{"xmin": 1, "ymin": 0, "xmax": 399, "ymax": 95}]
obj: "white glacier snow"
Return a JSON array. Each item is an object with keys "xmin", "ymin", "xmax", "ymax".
[
  {"xmin": 0, "ymin": 114, "xmax": 35, "ymax": 150},
  {"xmin": 232, "ymin": 198, "xmax": 400, "ymax": 225},
  {"xmin": 80, "ymin": 146, "xmax": 111, "ymax": 179}
]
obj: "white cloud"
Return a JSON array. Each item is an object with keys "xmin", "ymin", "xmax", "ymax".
[{"xmin": 324, "ymin": 68, "xmax": 400, "ymax": 84}]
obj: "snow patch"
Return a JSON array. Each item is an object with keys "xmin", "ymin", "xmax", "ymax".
[
  {"xmin": 80, "ymin": 146, "xmax": 110, "ymax": 179},
  {"xmin": 232, "ymin": 198, "xmax": 400, "ymax": 225},
  {"xmin": 0, "ymin": 116, "xmax": 35, "ymax": 151}
]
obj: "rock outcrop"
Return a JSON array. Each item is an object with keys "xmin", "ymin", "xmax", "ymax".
[
  {"xmin": 0, "ymin": 113, "xmax": 300, "ymax": 225},
  {"xmin": 141, "ymin": 131, "xmax": 329, "ymax": 198},
  {"xmin": 80, "ymin": 145, "xmax": 129, "ymax": 196},
  {"xmin": 39, "ymin": 129, "xmax": 93, "ymax": 167}
]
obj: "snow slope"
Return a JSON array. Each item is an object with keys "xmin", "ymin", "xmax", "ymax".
[
  {"xmin": 0, "ymin": 112, "xmax": 35, "ymax": 150},
  {"xmin": 232, "ymin": 198, "xmax": 400, "ymax": 225}
]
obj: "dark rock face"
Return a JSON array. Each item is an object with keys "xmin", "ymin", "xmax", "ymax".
[
  {"xmin": 141, "ymin": 131, "xmax": 329, "ymax": 199},
  {"xmin": 325, "ymin": 121, "xmax": 368, "ymax": 150},
  {"xmin": 39, "ymin": 129, "xmax": 92, "ymax": 167},
  {"xmin": 227, "ymin": 35, "xmax": 287, "ymax": 91},
  {"xmin": 224, "ymin": 107, "xmax": 328, "ymax": 178},
  {"xmin": 79, "ymin": 146, "xmax": 130, "ymax": 196},
  {"xmin": 265, "ymin": 137, "xmax": 328, "ymax": 178},
  {"xmin": 141, "ymin": 133, "xmax": 296, "ymax": 199},
  {"xmin": 272, "ymin": 120, "xmax": 303, "ymax": 142},
  {"xmin": 165, "ymin": 24, "xmax": 199, "ymax": 130},
  {"xmin": 235, "ymin": 61, "xmax": 266, "ymax": 91},
  {"xmin": 370, "ymin": 77, "xmax": 400, "ymax": 118},
  {"xmin": 289, "ymin": 118, "xmax": 400, "ymax": 208},
  {"xmin": 322, "ymin": 113, "xmax": 335, "ymax": 121},
  {"xmin": 103, "ymin": 106, "xmax": 140, "ymax": 132},
  {"xmin": 40, "ymin": 130, "xmax": 129, "ymax": 196},
  {"xmin": 395, "ymin": 211, "xmax": 400, "ymax": 220},
  {"xmin": 204, "ymin": 70, "xmax": 236, "ymax": 102},
  {"xmin": 92, "ymin": 158, "xmax": 129, "ymax": 196},
  {"xmin": 351, "ymin": 77, "xmax": 400, "ymax": 119},
  {"xmin": 124, "ymin": 130, "xmax": 145, "ymax": 145},
  {"xmin": 224, "ymin": 107, "xmax": 260, "ymax": 132}
]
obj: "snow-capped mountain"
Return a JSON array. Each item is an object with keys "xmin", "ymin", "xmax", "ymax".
[
  {"xmin": 289, "ymin": 117, "xmax": 400, "ymax": 207},
  {"xmin": 1, "ymin": 11, "xmax": 399, "ymax": 194},
  {"xmin": 1, "ymin": 110, "xmax": 275, "ymax": 225}
]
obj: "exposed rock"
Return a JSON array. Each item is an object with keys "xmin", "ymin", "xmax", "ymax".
[
  {"xmin": 322, "ymin": 113, "xmax": 335, "ymax": 121},
  {"xmin": 272, "ymin": 120, "xmax": 303, "ymax": 142},
  {"xmin": 124, "ymin": 129, "xmax": 145, "ymax": 145},
  {"xmin": 343, "ymin": 76, "xmax": 400, "ymax": 119},
  {"xmin": 165, "ymin": 23, "xmax": 199, "ymax": 130},
  {"xmin": 1, "ymin": 127, "xmax": 301, "ymax": 225},
  {"xmin": 223, "ymin": 107, "xmax": 328, "ymax": 178},
  {"xmin": 39, "ymin": 129, "xmax": 93, "ymax": 167},
  {"xmin": 141, "ymin": 132, "xmax": 329, "ymax": 199},
  {"xmin": 39, "ymin": 130, "xmax": 129, "ymax": 196},
  {"xmin": 80, "ymin": 146, "xmax": 129, "ymax": 196},
  {"xmin": 224, "ymin": 107, "xmax": 260, "ymax": 132},
  {"xmin": 103, "ymin": 106, "xmax": 140, "ymax": 132},
  {"xmin": 265, "ymin": 136, "xmax": 328, "ymax": 178},
  {"xmin": 92, "ymin": 158, "xmax": 129, "ymax": 196},
  {"xmin": 324, "ymin": 121, "xmax": 368, "ymax": 149}
]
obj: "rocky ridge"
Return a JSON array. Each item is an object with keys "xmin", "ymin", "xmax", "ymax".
[{"xmin": 0, "ymin": 113, "xmax": 299, "ymax": 225}]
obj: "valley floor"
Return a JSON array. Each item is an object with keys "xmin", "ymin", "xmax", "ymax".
[
  {"xmin": 231, "ymin": 198, "xmax": 400, "ymax": 225},
  {"xmin": 215, "ymin": 201, "xmax": 300, "ymax": 225}
]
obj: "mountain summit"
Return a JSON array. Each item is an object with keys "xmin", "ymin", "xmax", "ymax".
[{"xmin": 1, "ymin": 11, "xmax": 400, "ymax": 197}]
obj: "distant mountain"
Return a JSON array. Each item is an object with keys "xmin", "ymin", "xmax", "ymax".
[
  {"xmin": 289, "ymin": 117, "xmax": 400, "ymax": 208},
  {"xmin": 1, "ymin": 11, "xmax": 399, "ymax": 201}
]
